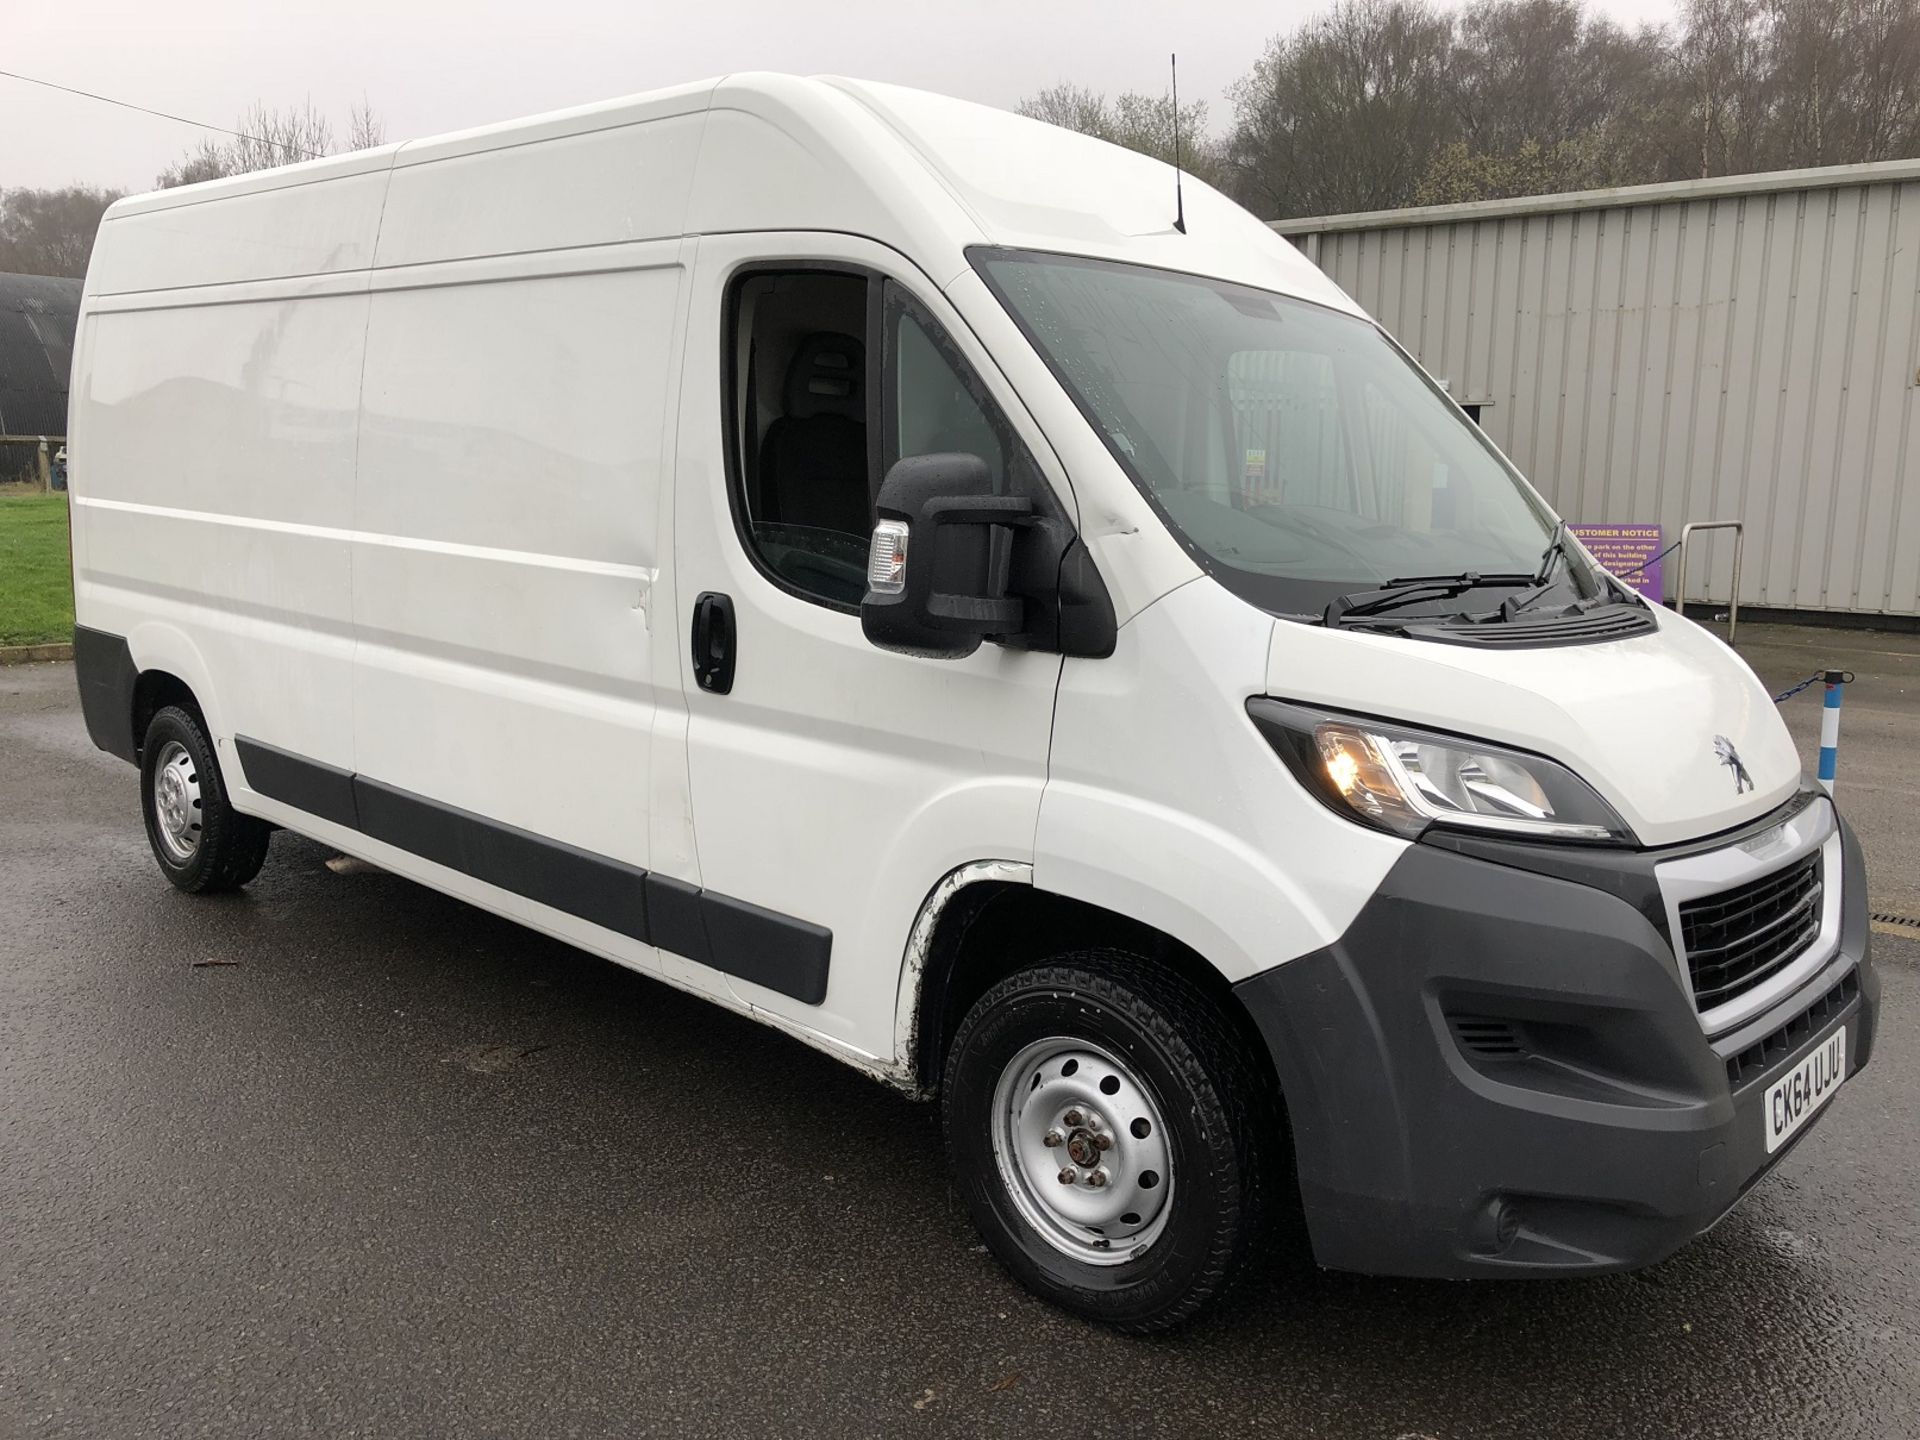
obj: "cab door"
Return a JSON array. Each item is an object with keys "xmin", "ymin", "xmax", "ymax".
[{"xmin": 667, "ymin": 233, "xmax": 1068, "ymax": 1062}]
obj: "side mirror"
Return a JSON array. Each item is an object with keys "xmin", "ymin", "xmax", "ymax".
[{"xmin": 860, "ymin": 453, "xmax": 1034, "ymax": 658}]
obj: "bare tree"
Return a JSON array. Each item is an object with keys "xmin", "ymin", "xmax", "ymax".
[
  {"xmin": 1226, "ymin": 0, "xmax": 1458, "ymax": 218},
  {"xmin": 156, "ymin": 98, "xmax": 385, "ymax": 189},
  {"xmin": 1451, "ymin": 0, "xmax": 1664, "ymax": 154},
  {"xmin": 347, "ymin": 96, "xmax": 387, "ymax": 152},
  {"xmin": 1844, "ymin": 0, "xmax": 1920, "ymax": 158},
  {"xmin": 0, "ymin": 186, "xmax": 125, "ymax": 278},
  {"xmin": 1018, "ymin": 84, "xmax": 1115, "ymax": 140},
  {"xmin": 1017, "ymin": 84, "xmax": 1225, "ymax": 184},
  {"xmin": 1224, "ymin": 0, "xmax": 1920, "ymax": 215},
  {"xmin": 1413, "ymin": 0, "xmax": 1671, "ymax": 202},
  {"xmin": 1763, "ymin": 0, "xmax": 1920, "ymax": 166},
  {"xmin": 1675, "ymin": 0, "xmax": 1770, "ymax": 175}
]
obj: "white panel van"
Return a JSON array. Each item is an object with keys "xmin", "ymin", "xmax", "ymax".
[{"xmin": 68, "ymin": 74, "xmax": 1878, "ymax": 1331}]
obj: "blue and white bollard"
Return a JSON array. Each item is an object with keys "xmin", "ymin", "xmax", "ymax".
[{"xmin": 1818, "ymin": 670, "xmax": 1846, "ymax": 794}]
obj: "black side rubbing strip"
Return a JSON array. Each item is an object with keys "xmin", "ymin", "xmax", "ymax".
[
  {"xmin": 73, "ymin": 625, "xmax": 139, "ymax": 763},
  {"xmin": 645, "ymin": 873, "xmax": 712, "ymax": 967},
  {"xmin": 223, "ymin": 735, "xmax": 830, "ymax": 1002},
  {"xmin": 236, "ymin": 736, "xmax": 360, "ymax": 829},
  {"xmin": 352, "ymin": 776, "xmax": 652, "ymax": 946},
  {"xmin": 702, "ymin": 891, "xmax": 833, "ymax": 1006}
]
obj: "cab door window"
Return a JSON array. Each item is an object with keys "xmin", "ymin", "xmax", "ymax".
[
  {"xmin": 889, "ymin": 307, "xmax": 1010, "ymax": 487},
  {"xmin": 882, "ymin": 284, "xmax": 1030, "ymax": 498},
  {"xmin": 725, "ymin": 269, "xmax": 1054, "ymax": 612},
  {"xmin": 725, "ymin": 268, "xmax": 878, "ymax": 610}
]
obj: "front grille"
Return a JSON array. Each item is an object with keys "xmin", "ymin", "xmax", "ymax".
[
  {"xmin": 1725, "ymin": 970, "xmax": 1859, "ymax": 1089},
  {"xmin": 1679, "ymin": 854, "xmax": 1823, "ymax": 1013}
]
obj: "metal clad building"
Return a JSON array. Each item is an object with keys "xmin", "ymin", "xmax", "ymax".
[{"xmin": 1274, "ymin": 160, "xmax": 1920, "ymax": 618}]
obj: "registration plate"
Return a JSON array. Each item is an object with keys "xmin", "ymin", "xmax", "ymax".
[{"xmin": 1764, "ymin": 1028, "xmax": 1847, "ymax": 1154}]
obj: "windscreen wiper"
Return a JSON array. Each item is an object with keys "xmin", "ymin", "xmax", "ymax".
[
  {"xmin": 1499, "ymin": 521, "xmax": 1605, "ymax": 619},
  {"xmin": 1324, "ymin": 571, "xmax": 1535, "ymax": 627}
]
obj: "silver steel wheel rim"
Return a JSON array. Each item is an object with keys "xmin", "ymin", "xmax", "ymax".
[
  {"xmin": 151, "ymin": 740, "xmax": 203, "ymax": 863},
  {"xmin": 989, "ymin": 1036, "xmax": 1174, "ymax": 1266}
]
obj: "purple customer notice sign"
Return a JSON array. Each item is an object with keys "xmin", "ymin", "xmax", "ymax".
[{"xmin": 1571, "ymin": 524, "xmax": 1663, "ymax": 602}]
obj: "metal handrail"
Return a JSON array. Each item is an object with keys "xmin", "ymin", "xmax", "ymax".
[{"xmin": 1674, "ymin": 520, "xmax": 1745, "ymax": 646}]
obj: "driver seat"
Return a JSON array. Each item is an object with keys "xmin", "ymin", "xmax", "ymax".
[{"xmin": 759, "ymin": 333, "xmax": 870, "ymax": 538}]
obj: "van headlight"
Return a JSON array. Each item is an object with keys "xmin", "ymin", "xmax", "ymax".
[{"xmin": 1247, "ymin": 698, "xmax": 1634, "ymax": 846}]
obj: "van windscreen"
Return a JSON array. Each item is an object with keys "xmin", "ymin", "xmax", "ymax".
[{"xmin": 973, "ymin": 248, "xmax": 1564, "ymax": 622}]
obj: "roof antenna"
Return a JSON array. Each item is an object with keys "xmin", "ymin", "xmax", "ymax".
[{"xmin": 1170, "ymin": 52, "xmax": 1188, "ymax": 234}]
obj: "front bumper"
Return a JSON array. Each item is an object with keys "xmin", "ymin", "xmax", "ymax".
[{"xmin": 1235, "ymin": 801, "xmax": 1878, "ymax": 1278}]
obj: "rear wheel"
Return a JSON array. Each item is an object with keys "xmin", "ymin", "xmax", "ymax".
[
  {"xmin": 942, "ymin": 951, "xmax": 1273, "ymax": 1332},
  {"xmin": 139, "ymin": 705, "xmax": 271, "ymax": 893}
]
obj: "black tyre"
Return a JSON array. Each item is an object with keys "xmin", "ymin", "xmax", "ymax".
[
  {"xmin": 942, "ymin": 950, "xmax": 1273, "ymax": 1332},
  {"xmin": 139, "ymin": 705, "xmax": 272, "ymax": 893}
]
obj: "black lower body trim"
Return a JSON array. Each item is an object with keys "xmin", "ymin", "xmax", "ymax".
[
  {"xmin": 235, "ymin": 737, "xmax": 357, "ymax": 829},
  {"xmin": 73, "ymin": 625, "xmax": 140, "ymax": 764},
  {"xmin": 352, "ymin": 776, "xmax": 654, "ymax": 948},
  {"xmin": 702, "ymin": 890, "xmax": 832, "ymax": 1002},
  {"xmin": 234, "ymin": 734, "xmax": 831, "ymax": 1005}
]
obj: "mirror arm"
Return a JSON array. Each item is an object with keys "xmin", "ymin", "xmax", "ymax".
[
  {"xmin": 920, "ymin": 494, "xmax": 1035, "ymax": 634},
  {"xmin": 923, "ymin": 494, "xmax": 1036, "ymax": 528}
]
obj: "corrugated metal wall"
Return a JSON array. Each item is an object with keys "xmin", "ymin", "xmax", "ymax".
[{"xmin": 1280, "ymin": 172, "xmax": 1920, "ymax": 616}]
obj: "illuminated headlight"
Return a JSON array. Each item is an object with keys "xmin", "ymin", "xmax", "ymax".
[{"xmin": 1247, "ymin": 698, "xmax": 1634, "ymax": 845}]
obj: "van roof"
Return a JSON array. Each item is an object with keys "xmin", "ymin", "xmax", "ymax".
[{"xmin": 93, "ymin": 74, "xmax": 1354, "ymax": 313}]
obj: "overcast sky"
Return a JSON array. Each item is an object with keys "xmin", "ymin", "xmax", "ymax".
[{"xmin": 7, "ymin": 0, "xmax": 1684, "ymax": 194}]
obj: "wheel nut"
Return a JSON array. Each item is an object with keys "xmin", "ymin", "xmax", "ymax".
[
  {"xmin": 1094, "ymin": 1133, "xmax": 1113, "ymax": 1151},
  {"xmin": 1088, "ymin": 1168, "xmax": 1110, "ymax": 1188},
  {"xmin": 1063, "ymin": 1109, "xmax": 1084, "ymax": 1128},
  {"xmin": 1058, "ymin": 1167, "xmax": 1078, "ymax": 1185},
  {"xmin": 1042, "ymin": 1130, "xmax": 1064, "ymax": 1148}
]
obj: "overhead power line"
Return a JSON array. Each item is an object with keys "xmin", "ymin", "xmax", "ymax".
[{"xmin": 0, "ymin": 67, "xmax": 324, "ymax": 160}]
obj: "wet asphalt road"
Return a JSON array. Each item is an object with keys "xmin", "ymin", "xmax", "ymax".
[{"xmin": 2, "ymin": 659, "xmax": 1916, "ymax": 1440}]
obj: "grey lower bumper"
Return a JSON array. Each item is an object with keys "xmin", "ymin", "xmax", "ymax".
[{"xmin": 1235, "ymin": 809, "xmax": 1878, "ymax": 1278}]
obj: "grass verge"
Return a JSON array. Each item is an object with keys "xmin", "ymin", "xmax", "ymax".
[{"xmin": 0, "ymin": 492, "xmax": 74, "ymax": 648}]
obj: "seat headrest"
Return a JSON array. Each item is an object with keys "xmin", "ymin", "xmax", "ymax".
[{"xmin": 783, "ymin": 332, "xmax": 866, "ymax": 420}]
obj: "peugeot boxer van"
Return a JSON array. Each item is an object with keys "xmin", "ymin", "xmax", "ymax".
[{"xmin": 67, "ymin": 74, "xmax": 1877, "ymax": 1331}]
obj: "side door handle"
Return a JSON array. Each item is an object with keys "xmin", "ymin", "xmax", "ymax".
[{"xmin": 691, "ymin": 591, "xmax": 736, "ymax": 695}]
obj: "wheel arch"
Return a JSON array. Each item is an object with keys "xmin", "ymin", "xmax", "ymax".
[
  {"xmin": 131, "ymin": 670, "xmax": 202, "ymax": 759},
  {"xmin": 125, "ymin": 623, "xmax": 227, "ymax": 763},
  {"xmin": 897, "ymin": 866, "xmax": 1283, "ymax": 1114}
]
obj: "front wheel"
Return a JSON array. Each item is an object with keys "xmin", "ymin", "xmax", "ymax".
[
  {"xmin": 139, "ymin": 705, "xmax": 272, "ymax": 893},
  {"xmin": 942, "ymin": 952, "xmax": 1274, "ymax": 1332}
]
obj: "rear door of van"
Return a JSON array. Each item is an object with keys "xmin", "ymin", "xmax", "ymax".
[{"xmin": 669, "ymin": 233, "xmax": 1066, "ymax": 1062}]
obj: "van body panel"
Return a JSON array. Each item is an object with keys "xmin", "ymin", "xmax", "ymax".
[
  {"xmin": 1265, "ymin": 604, "xmax": 1801, "ymax": 848},
  {"xmin": 1039, "ymin": 580, "xmax": 1408, "ymax": 985},
  {"xmin": 830, "ymin": 78, "xmax": 1361, "ymax": 314},
  {"xmin": 386, "ymin": 80, "xmax": 718, "ymax": 170},
  {"xmin": 688, "ymin": 79, "xmax": 980, "ymax": 293},
  {"xmin": 377, "ymin": 109, "xmax": 707, "ymax": 267},
  {"xmin": 87, "ymin": 154, "xmax": 395, "ymax": 294},
  {"xmin": 73, "ymin": 283, "xmax": 369, "ymax": 772},
  {"xmin": 671, "ymin": 231, "xmax": 1063, "ymax": 1056},
  {"xmin": 349, "ymin": 251, "xmax": 681, "ymax": 874}
]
